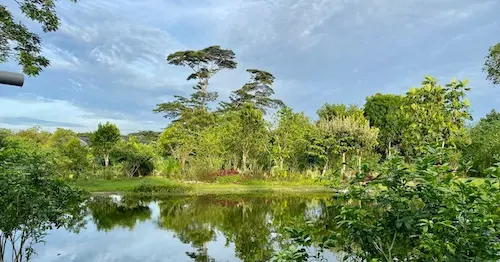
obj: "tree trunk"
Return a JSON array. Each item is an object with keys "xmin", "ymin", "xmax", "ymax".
[
  {"xmin": 242, "ymin": 151, "xmax": 247, "ymax": 171},
  {"xmin": 103, "ymin": 154, "xmax": 109, "ymax": 179},
  {"xmin": 104, "ymin": 154, "xmax": 109, "ymax": 167},
  {"xmin": 321, "ymin": 159, "xmax": 328, "ymax": 176},
  {"xmin": 341, "ymin": 152, "xmax": 346, "ymax": 180},
  {"xmin": 357, "ymin": 150, "xmax": 362, "ymax": 171},
  {"xmin": 180, "ymin": 156, "xmax": 186, "ymax": 176}
]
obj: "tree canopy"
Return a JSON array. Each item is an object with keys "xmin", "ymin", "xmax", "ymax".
[{"xmin": 0, "ymin": 0, "xmax": 76, "ymax": 75}]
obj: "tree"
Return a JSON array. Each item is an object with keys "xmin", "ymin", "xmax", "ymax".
[
  {"xmin": 90, "ymin": 122, "xmax": 121, "ymax": 168},
  {"xmin": 48, "ymin": 128, "xmax": 92, "ymax": 178},
  {"xmin": 154, "ymin": 46, "xmax": 237, "ymax": 118},
  {"xmin": 364, "ymin": 93, "xmax": 403, "ymax": 157},
  {"xmin": 124, "ymin": 130, "xmax": 161, "ymax": 144},
  {"xmin": 1, "ymin": 0, "xmax": 77, "ymax": 76},
  {"xmin": 15, "ymin": 126, "xmax": 51, "ymax": 144},
  {"xmin": 158, "ymin": 123, "xmax": 196, "ymax": 174},
  {"xmin": 111, "ymin": 137, "xmax": 156, "ymax": 177},
  {"xmin": 269, "ymin": 106, "xmax": 311, "ymax": 172},
  {"xmin": 483, "ymin": 42, "xmax": 500, "ymax": 85},
  {"xmin": 399, "ymin": 76, "xmax": 471, "ymax": 157},
  {"xmin": 232, "ymin": 103, "xmax": 268, "ymax": 171},
  {"xmin": 317, "ymin": 103, "xmax": 365, "ymax": 122},
  {"xmin": 221, "ymin": 69, "xmax": 284, "ymax": 114},
  {"xmin": 279, "ymin": 148, "xmax": 500, "ymax": 261},
  {"xmin": 465, "ymin": 109, "xmax": 500, "ymax": 175},
  {"xmin": 0, "ymin": 135, "xmax": 87, "ymax": 261},
  {"xmin": 315, "ymin": 116, "xmax": 378, "ymax": 178}
]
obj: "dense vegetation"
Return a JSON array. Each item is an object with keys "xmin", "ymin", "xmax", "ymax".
[
  {"xmin": 1, "ymin": 61, "xmax": 498, "ymax": 185},
  {"xmin": 2, "ymin": 1, "xmax": 500, "ymax": 260}
]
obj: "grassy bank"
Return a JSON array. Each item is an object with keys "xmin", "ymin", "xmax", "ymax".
[{"xmin": 73, "ymin": 177, "xmax": 333, "ymax": 196}]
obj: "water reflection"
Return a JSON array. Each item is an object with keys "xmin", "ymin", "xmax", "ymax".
[{"xmin": 31, "ymin": 194, "xmax": 336, "ymax": 262}]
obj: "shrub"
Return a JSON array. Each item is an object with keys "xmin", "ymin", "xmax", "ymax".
[
  {"xmin": 154, "ymin": 157, "xmax": 181, "ymax": 178},
  {"xmin": 277, "ymin": 147, "xmax": 500, "ymax": 261}
]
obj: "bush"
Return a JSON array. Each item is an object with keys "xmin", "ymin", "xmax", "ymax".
[
  {"xmin": 277, "ymin": 147, "xmax": 500, "ymax": 261},
  {"xmin": 154, "ymin": 157, "xmax": 181, "ymax": 178}
]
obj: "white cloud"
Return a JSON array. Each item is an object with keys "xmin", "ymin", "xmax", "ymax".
[{"xmin": 0, "ymin": 97, "xmax": 164, "ymax": 134}]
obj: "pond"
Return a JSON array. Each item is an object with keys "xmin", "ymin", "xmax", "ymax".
[{"xmin": 30, "ymin": 194, "xmax": 338, "ymax": 262}]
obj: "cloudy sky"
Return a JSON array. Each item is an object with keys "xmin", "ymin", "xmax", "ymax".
[{"xmin": 1, "ymin": 0, "xmax": 499, "ymax": 134}]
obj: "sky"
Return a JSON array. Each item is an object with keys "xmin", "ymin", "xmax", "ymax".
[{"xmin": 1, "ymin": 0, "xmax": 499, "ymax": 134}]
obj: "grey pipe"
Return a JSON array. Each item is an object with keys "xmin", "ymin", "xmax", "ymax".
[{"xmin": 0, "ymin": 71, "xmax": 24, "ymax": 87}]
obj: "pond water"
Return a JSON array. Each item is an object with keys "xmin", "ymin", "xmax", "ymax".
[{"xmin": 31, "ymin": 194, "xmax": 338, "ymax": 262}]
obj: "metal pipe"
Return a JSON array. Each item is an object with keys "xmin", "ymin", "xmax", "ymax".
[{"xmin": 0, "ymin": 71, "xmax": 24, "ymax": 87}]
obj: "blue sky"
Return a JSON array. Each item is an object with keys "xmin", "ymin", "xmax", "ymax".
[{"xmin": 0, "ymin": 0, "xmax": 499, "ymax": 134}]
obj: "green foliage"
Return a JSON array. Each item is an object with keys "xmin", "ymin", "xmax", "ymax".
[
  {"xmin": 91, "ymin": 122, "xmax": 121, "ymax": 167},
  {"xmin": 269, "ymin": 106, "xmax": 312, "ymax": 174},
  {"xmin": 154, "ymin": 157, "xmax": 181, "ymax": 178},
  {"xmin": 15, "ymin": 126, "xmax": 51, "ymax": 144},
  {"xmin": 364, "ymin": 93, "xmax": 403, "ymax": 157},
  {"xmin": 279, "ymin": 148, "xmax": 500, "ymax": 261},
  {"xmin": 221, "ymin": 69, "xmax": 284, "ymax": 114},
  {"xmin": 0, "ymin": 0, "xmax": 77, "ymax": 75},
  {"xmin": 123, "ymin": 130, "xmax": 161, "ymax": 144},
  {"xmin": 317, "ymin": 103, "xmax": 365, "ymax": 122},
  {"xmin": 484, "ymin": 42, "xmax": 500, "ymax": 85},
  {"xmin": 0, "ymin": 135, "xmax": 88, "ymax": 261},
  {"xmin": 110, "ymin": 137, "xmax": 156, "ymax": 177},
  {"xmin": 154, "ymin": 45, "xmax": 237, "ymax": 117},
  {"xmin": 233, "ymin": 103, "xmax": 269, "ymax": 172},
  {"xmin": 399, "ymin": 76, "xmax": 471, "ymax": 157},
  {"xmin": 48, "ymin": 128, "xmax": 92, "ymax": 178},
  {"xmin": 465, "ymin": 109, "xmax": 500, "ymax": 176}
]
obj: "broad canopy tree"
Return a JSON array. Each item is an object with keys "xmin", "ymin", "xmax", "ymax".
[
  {"xmin": 364, "ymin": 93, "xmax": 403, "ymax": 158},
  {"xmin": 154, "ymin": 46, "xmax": 237, "ymax": 119},
  {"xmin": 221, "ymin": 69, "xmax": 284, "ymax": 114},
  {"xmin": 90, "ymin": 122, "xmax": 121, "ymax": 168}
]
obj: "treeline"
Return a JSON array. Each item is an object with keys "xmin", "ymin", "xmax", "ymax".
[{"xmin": 1, "ymin": 46, "xmax": 500, "ymax": 182}]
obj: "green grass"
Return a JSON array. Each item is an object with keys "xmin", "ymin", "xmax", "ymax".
[{"xmin": 73, "ymin": 176, "xmax": 333, "ymax": 196}]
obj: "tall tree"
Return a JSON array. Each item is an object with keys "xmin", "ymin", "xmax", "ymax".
[
  {"xmin": 221, "ymin": 69, "xmax": 284, "ymax": 114},
  {"xmin": 399, "ymin": 76, "xmax": 471, "ymax": 157},
  {"xmin": 364, "ymin": 93, "xmax": 403, "ymax": 157},
  {"xmin": 154, "ymin": 46, "xmax": 237, "ymax": 118},
  {"xmin": 90, "ymin": 122, "xmax": 121, "ymax": 168},
  {"xmin": 1, "ymin": 0, "xmax": 77, "ymax": 75},
  {"xmin": 232, "ymin": 103, "xmax": 268, "ymax": 171},
  {"xmin": 483, "ymin": 42, "xmax": 500, "ymax": 85},
  {"xmin": 269, "ymin": 106, "xmax": 311, "ymax": 171}
]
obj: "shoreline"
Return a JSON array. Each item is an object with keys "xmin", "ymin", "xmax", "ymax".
[{"xmin": 74, "ymin": 177, "xmax": 335, "ymax": 196}]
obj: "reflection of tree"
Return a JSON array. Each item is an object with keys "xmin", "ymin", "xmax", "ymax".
[
  {"xmin": 157, "ymin": 195, "xmax": 327, "ymax": 262},
  {"xmin": 87, "ymin": 196, "xmax": 151, "ymax": 231}
]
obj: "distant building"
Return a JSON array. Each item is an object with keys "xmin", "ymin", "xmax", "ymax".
[{"xmin": 79, "ymin": 137, "xmax": 90, "ymax": 147}]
